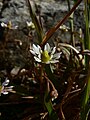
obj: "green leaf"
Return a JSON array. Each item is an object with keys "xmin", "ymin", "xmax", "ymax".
[
  {"xmin": 44, "ymin": 87, "xmax": 59, "ymax": 120},
  {"xmin": 44, "ymin": 65, "xmax": 59, "ymax": 119},
  {"xmin": 81, "ymin": 70, "xmax": 90, "ymax": 120}
]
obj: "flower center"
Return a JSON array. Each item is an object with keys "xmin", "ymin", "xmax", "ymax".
[{"xmin": 41, "ymin": 50, "xmax": 50, "ymax": 63}]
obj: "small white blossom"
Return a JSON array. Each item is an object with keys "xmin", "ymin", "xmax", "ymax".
[
  {"xmin": 1, "ymin": 21, "xmax": 18, "ymax": 29},
  {"xmin": 26, "ymin": 21, "xmax": 35, "ymax": 29},
  {"xmin": 30, "ymin": 43, "xmax": 61, "ymax": 64},
  {"xmin": 1, "ymin": 22, "xmax": 7, "ymax": 27},
  {"xmin": 59, "ymin": 24, "xmax": 70, "ymax": 32},
  {"xmin": 0, "ymin": 78, "xmax": 14, "ymax": 95}
]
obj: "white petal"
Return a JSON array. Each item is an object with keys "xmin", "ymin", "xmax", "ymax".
[
  {"xmin": 46, "ymin": 62, "xmax": 50, "ymax": 64},
  {"xmin": 33, "ymin": 44, "xmax": 38, "ymax": 51},
  {"xmin": 53, "ymin": 53, "xmax": 61, "ymax": 59},
  {"xmin": 30, "ymin": 50, "xmax": 36, "ymax": 55},
  {"xmin": 5, "ymin": 79, "xmax": 9, "ymax": 83},
  {"xmin": 36, "ymin": 45, "xmax": 41, "ymax": 51},
  {"xmin": 33, "ymin": 44, "xmax": 41, "ymax": 55},
  {"xmin": 42, "ymin": 61, "xmax": 50, "ymax": 64},
  {"xmin": 50, "ymin": 54, "xmax": 53, "ymax": 59},
  {"xmin": 7, "ymin": 86, "xmax": 14, "ymax": 89},
  {"xmin": 33, "ymin": 44, "xmax": 39, "ymax": 53},
  {"xmin": 2, "ymin": 91, "xmax": 8, "ymax": 95},
  {"xmin": 14, "ymin": 26, "xmax": 18, "ymax": 29},
  {"xmin": 2, "ymin": 79, "xmax": 9, "ymax": 86},
  {"xmin": 50, "ymin": 60, "xmax": 59, "ymax": 63},
  {"xmin": 51, "ymin": 47, "xmax": 56, "ymax": 55},
  {"xmin": 44, "ymin": 43, "xmax": 51, "ymax": 52},
  {"xmin": 38, "ymin": 53, "xmax": 41, "ymax": 59},
  {"xmin": 1, "ymin": 22, "xmax": 7, "ymax": 27},
  {"xmin": 26, "ymin": 21, "xmax": 32, "ymax": 27},
  {"xmin": 7, "ymin": 88, "xmax": 13, "ymax": 91},
  {"xmin": 34, "ymin": 56, "xmax": 41, "ymax": 62}
]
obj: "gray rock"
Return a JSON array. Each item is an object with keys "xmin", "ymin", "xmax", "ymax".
[
  {"xmin": 0, "ymin": 0, "xmax": 31, "ymax": 27},
  {"xmin": 0, "ymin": 0, "xmax": 84, "ymax": 29},
  {"xmin": 38, "ymin": 1, "xmax": 84, "ymax": 31},
  {"xmin": 0, "ymin": 0, "xmax": 85, "ymax": 43}
]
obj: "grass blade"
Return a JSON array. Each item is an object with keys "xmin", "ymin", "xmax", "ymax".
[
  {"xmin": 81, "ymin": 68, "xmax": 90, "ymax": 120},
  {"xmin": 27, "ymin": 0, "xmax": 43, "ymax": 43}
]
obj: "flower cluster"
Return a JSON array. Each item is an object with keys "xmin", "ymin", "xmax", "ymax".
[
  {"xmin": 30, "ymin": 43, "xmax": 61, "ymax": 64},
  {"xmin": 0, "ymin": 78, "xmax": 14, "ymax": 95},
  {"xmin": 1, "ymin": 21, "xmax": 18, "ymax": 29}
]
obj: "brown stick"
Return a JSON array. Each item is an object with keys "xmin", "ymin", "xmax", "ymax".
[{"xmin": 41, "ymin": 0, "xmax": 83, "ymax": 47}]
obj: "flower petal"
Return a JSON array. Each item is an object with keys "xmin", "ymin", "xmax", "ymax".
[
  {"xmin": 2, "ymin": 91, "xmax": 8, "ymax": 95},
  {"xmin": 44, "ymin": 61, "xmax": 50, "ymax": 64},
  {"xmin": 52, "ymin": 53, "xmax": 61, "ymax": 59},
  {"xmin": 7, "ymin": 86, "xmax": 14, "ymax": 89},
  {"xmin": 2, "ymin": 79, "xmax": 9, "ymax": 86},
  {"xmin": 33, "ymin": 44, "xmax": 41, "ymax": 55},
  {"xmin": 34, "ymin": 56, "xmax": 41, "ymax": 62},
  {"xmin": 44, "ymin": 43, "xmax": 51, "ymax": 52},
  {"xmin": 1, "ymin": 22, "xmax": 7, "ymax": 27},
  {"xmin": 30, "ymin": 50, "xmax": 36, "ymax": 55},
  {"xmin": 38, "ymin": 53, "xmax": 41, "ymax": 59},
  {"xmin": 30, "ymin": 44, "xmax": 41, "ymax": 56},
  {"xmin": 51, "ymin": 47, "xmax": 56, "ymax": 55},
  {"xmin": 50, "ymin": 60, "xmax": 59, "ymax": 63}
]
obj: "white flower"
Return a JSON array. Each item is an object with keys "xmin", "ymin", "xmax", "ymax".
[
  {"xmin": 26, "ymin": 21, "xmax": 35, "ymax": 29},
  {"xmin": 0, "ymin": 78, "xmax": 14, "ymax": 95},
  {"xmin": 1, "ymin": 21, "xmax": 18, "ymax": 29},
  {"xmin": 59, "ymin": 24, "xmax": 70, "ymax": 32},
  {"xmin": 30, "ymin": 43, "xmax": 61, "ymax": 64}
]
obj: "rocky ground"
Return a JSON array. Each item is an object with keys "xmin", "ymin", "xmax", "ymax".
[
  {"xmin": 0, "ymin": 1, "xmax": 86, "ymax": 120},
  {"xmin": 0, "ymin": 0, "xmax": 84, "ymax": 29},
  {"xmin": 0, "ymin": 0, "xmax": 85, "ymax": 44}
]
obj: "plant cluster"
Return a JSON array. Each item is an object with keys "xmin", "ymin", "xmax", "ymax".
[{"xmin": 0, "ymin": 0, "xmax": 90, "ymax": 120}]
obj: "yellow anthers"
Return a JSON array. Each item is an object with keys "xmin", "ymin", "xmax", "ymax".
[
  {"xmin": 7, "ymin": 21, "xmax": 12, "ymax": 29},
  {"xmin": 41, "ymin": 50, "xmax": 51, "ymax": 63}
]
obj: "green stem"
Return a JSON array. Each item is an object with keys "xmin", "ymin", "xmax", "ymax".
[
  {"xmin": 67, "ymin": 0, "xmax": 75, "ymax": 47},
  {"xmin": 27, "ymin": 0, "xmax": 43, "ymax": 43},
  {"xmin": 81, "ymin": 2, "xmax": 90, "ymax": 120},
  {"xmin": 40, "ymin": 63, "xmax": 45, "ymax": 84},
  {"xmin": 40, "ymin": 63, "xmax": 45, "ymax": 101},
  {"xmin": 84, "ymin": 0, "xmax": 90, "ymax": 69}
]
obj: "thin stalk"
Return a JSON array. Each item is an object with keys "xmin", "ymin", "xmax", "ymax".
[
  {"xmin": 80, "ymin": 1, "xmax": 90, "ymax": 120},
  {"xmin": 81, "ymin": 67, "xmax": 90, "ymax": 120},
  {"xmin": 40, "ymin": 63, "xmax": 45, "ymax": 102},
  {"xmin": 67, "ymin": 0, "xmax": 75, "ymax": 47},
  {"xmin": 41, "ymin": 0, "xmax": 82, "ymax": 47},
  {"xmin": 40, "ymin": 64, "xmax": 44, "ymax": 84},
  {"xmin": 84, "ymin": 0, "xmax": 90, "ymax": 69},
  {"xmin": 27, "ymin": 0, "xmax": 43, "ymax": 43}
]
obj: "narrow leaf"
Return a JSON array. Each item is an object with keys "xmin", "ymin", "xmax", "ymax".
[
  {"xmin": 81, "ymin": 68, "xmax": 90, "ymax": 120},
  {"xmin": 27, "ymin": 0, "xmax": 43, "ymax": 43},
  {"xmin": 44, "ymin": 87, "xmax": 59, "ymax": 120}
]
